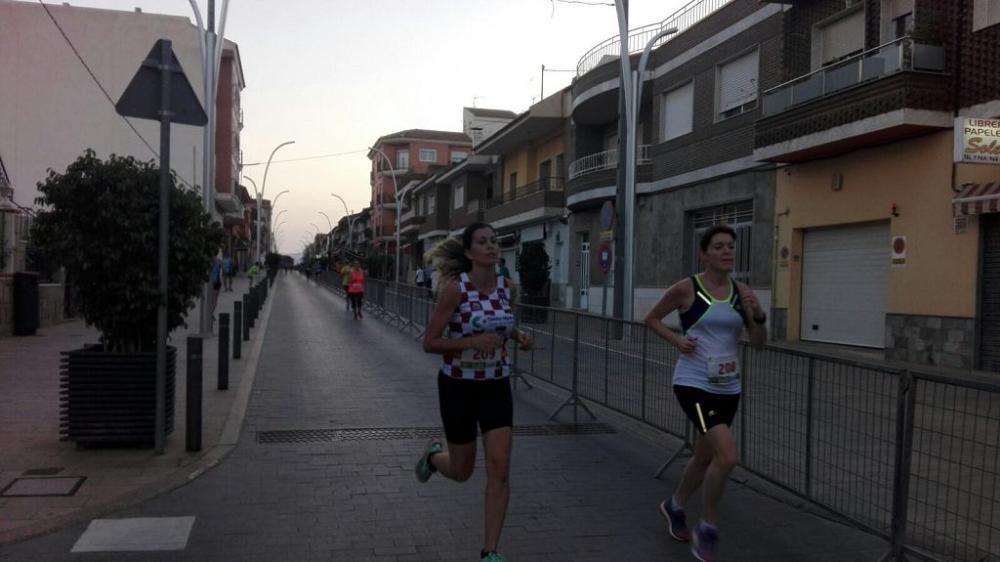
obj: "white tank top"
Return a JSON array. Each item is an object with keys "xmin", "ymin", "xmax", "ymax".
[
  {"xmin": 440, "ymin": 273, "xmax": 515, "ymax": 380},
  {"xmin": 672, "ymin": 275, "xmax": 747, "ymax": 395}
]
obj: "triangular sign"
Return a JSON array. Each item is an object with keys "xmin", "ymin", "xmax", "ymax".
[{"xmin": 115, "ymin": 39, "xmax": 207, "ymax": 126}]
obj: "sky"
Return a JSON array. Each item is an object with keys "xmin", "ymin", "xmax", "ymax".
[{"xmin": 34, "ymin": 0, "xmax": 688, "ymax": 257}]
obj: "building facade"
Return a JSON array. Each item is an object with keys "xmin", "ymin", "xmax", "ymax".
[
  {"xmin": 368, "ymin": 130, "xmax": 473, "ymax": 279},
  {"xmin": 568, "ymin": 0, "xmax": 781, "ymax": 320},
  {"xmin": 0, "ymin": 1, "xmax": 246, "ymax": 334},
  {"xmin": 757, "ymin": 0, "xmax": 1000, "ymax": 369}
]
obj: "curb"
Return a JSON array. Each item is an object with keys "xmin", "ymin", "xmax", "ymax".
[{"xmin": 0, "ymin": 279, "xmax": 277, "ymax": 546}]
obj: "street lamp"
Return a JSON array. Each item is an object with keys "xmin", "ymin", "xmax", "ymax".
[
  {"xmin": 367, "ymin": 147, "xmax": 400, "ymax": 284},
  {"xmin": 188, "ymin": 0, "xmax": 232, "ymax": 353},
  {"xmin": 318, "ymin": 211, "xmax": 333, "ymax": 230},
  {"xmin": 268, "ymin": 189, "xmax": 290, "ymax": 253},
  {"xmin": 330, "ymin": 192, "xmax": 356, "ymax": 251},
  {"xmin": 257, "ymin": 140, "xmax": 295, "ymax": 264}
]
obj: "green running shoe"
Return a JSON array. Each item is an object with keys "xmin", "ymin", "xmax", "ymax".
[
  {"xmin": 415, "ymin": 439, "xmax": 442, "ymax": 483},
  {"xmin": 481, "ymin": 552, "xmax": 506, "ymax": 562}
]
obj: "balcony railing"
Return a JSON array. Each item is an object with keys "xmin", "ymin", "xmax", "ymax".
[
  {"xmin": 576, "ymin": 0, "xmax": 734, "ymax": 77},
  {"xmin": 483, "ymin": 177, "xmax": 566, "ymax": 209},
  {"xmin": 762, "ymin": 37, "xmax": 946, "ymax": 117},
  {"xmin": 568, "ymin": 145, "xmax": 651, "ymax": 180}
]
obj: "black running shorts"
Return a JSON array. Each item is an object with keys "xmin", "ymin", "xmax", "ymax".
[
  {"xmin": 437, "ymin": 373, "xmax": 513, "ymax": 445},
  {"xmin": 673, "ymin": 385, "xmax": 741, "ymax": 434}
]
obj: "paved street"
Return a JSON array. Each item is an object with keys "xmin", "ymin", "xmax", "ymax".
[{"xmin": 0, "ymin": 273, "xmax": 889, "ymax": 561}]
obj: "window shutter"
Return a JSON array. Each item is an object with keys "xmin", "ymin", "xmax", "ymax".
[
  {"xmin": 662, "ymin": 81, "xmax": 694, "ymax": 140},
  {"xmin": 890, "ymin": 0, "xmax": 914, "ymax": 19},
  {"xmin": 718, "ymin": 50, "xmax": 759, "ymax": 113},
  {"xmin": 821, "ymin": 9, "xmax": 865, "ymax": 63}
]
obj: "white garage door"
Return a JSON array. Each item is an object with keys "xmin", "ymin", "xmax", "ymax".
[{"xmin": 800, "ymin": 222, "xmax": 889, "ymax": 348}]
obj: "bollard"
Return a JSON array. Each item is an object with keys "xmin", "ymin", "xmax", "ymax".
[
  {"xmin": 248, "ymin": 291, "xmax": 256, "ymax": 328},
  {"xmin": 218, "ymin": 313, "xmax": 229, "ymax": 390},
  {"xmin": 242, "ymin": 296, "xmax": 251, "ymax": 340},
  {"xmin": 233, "ymin": 301, "xmax": 243, "ymax": 358},
  {"xmin": 186, "ymin": 336, "xmax": 203, "ymax": 452}
]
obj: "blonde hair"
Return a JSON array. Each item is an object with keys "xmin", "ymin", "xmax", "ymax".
[{"xmin": 425, "ymin": 237, "xmax": 469, "ymax": 290}]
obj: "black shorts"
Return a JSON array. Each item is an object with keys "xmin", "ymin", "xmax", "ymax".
[
  {"xmin": 437, "ymin": 374, "xmax": 513, "ymax": 445},
  {"xmin": 673, "ymin": 385, "xmax": 740, "ymax": 434}
]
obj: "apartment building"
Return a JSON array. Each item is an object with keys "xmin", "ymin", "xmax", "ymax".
[
  {"xmin": 0, "ymin": 0, "xmax": 246, "ymax": 333},
  {"xmin": 368, "ymin": 130, "xmax": 473, "ymax": 278},
  {"xmin": 567, "ymin": 0, "xmax": 782, "ymax": 319},
  {"xmin": 757, "ymin": 0, "xmax": 1000, "ymax": 369}
]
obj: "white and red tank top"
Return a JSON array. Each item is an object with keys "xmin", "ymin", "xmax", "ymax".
[{"xmin": 440, "ymin": 272, "xmax": 515, "ymax": 380}]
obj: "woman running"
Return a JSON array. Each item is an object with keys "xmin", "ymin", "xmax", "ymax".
[
  {"xmin": 644, "ymin": 224, "xmax": 767, "ymax": 562},
  {"xmin": 414, "ymin": 222, "xmax": 533, "ymax": 562},
  {"xmin": 347, "ymin": 259, "xmax": 365, "ymax": 320}
]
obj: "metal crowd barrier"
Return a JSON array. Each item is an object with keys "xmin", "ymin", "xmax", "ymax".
[{"xmin": 312, "ymin": 275, "xmax": 998, "ymax": 562}]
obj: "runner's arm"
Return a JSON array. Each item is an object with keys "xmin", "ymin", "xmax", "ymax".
[
  {"xmin": 644, "ymin": 280, "xmax": 694, "ymax": 351},
  {"xmin": 737, "ymin": 283, "xmax": 767, "ymax": 350}
]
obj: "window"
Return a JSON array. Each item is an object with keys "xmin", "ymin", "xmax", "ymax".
[
  {"xmin": 396, "ymin": 148, "xmax": 409, "ymax": 169},
  {"xmin": 508, "ymin": 172, "xmax": 517, "ymax": 196},
  {"xmin": 813, "ymin": 8, "xmax": 865, "ymax": 68},
  {"xmin": 661, "ymin": 81, "xmax": 694, "ymax": 141},
  {"xmin": 974, "ymin": 0, "xmax": 1000, "ymax": 31},
  {"xmin": 427, "ymin": 192, "xmax": 436, "ymax": 213},
  {"xmin": 454, "ymin": 181, "xmax": 465, "ymax": 209},
  {"xmin": 419, "ymin": 148, "xmax": 438, "ymax": 162},
  {"xmin": 689, "ymin": 201, "xmax": 754, "ymax": 284},
  {"xmin": 450, "ymin": 151, "xmax": 468, "ymax": 164},
  {"xmin": 717, "ymin": 50, "xmax": 759, "ymax": 119}
]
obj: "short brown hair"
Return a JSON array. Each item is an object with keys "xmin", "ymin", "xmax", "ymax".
[{"xmin": 699, "ymin": 225, "xmax": 736, "ymax": 252}]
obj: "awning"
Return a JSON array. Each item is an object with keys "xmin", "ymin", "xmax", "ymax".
[{"xmin": 953, "ymin": 182, "xmax": 1000, "ymax": 216}]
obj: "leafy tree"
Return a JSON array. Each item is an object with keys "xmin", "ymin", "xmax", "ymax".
[
  {"xmin": 517, "ymin": 241, "xmax": 551, "ymax": 297},
  {"xmin": 31, "ymin": 150, "xmax": 223, "ymax": 352}
]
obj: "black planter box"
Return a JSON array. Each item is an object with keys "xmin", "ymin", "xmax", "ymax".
[{"xmin": 59, "ymin": 345, "xmax": 176, "ymax": 447}]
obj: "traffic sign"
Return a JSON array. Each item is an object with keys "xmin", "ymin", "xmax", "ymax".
[
  {"xmin": 599, "ymin": 240, "xmax": 613, "ymax": 274},
  {"xmin": 600, "ymin": 201, "xmax": 615, "ymax": 230}
]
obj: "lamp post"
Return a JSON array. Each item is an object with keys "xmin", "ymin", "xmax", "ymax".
[
  {"xmin": 189, "ymin": 0, "xmax": 231, "ymax": 343},
  {"xmin": 268, "ymin": 189, "xmax": 290, "ymax": 253},
  {"xmin": 367, "ymin": 147, "xmax": 400, "ymax": 284},
  {"xmin": 257, "ymin": 140, "xmax": 295, "ymax": 265},
  {"xmin": 330, "ymin": 193, "xmax": 355, "ymax": 251}
]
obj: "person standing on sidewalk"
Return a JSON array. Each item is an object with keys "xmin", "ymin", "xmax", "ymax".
[
  {"xmin": 643, "ymin": 224, "xmax": 767, "ymax": 562},
  {"xmin": 414, "ymin": 222, "xmax": 533, "ymax": 562},
  {"xmin": 339, "ymin": 260, "xmax": 353, "ymax": 312},
  {"xmin": 347, "ymin": 259, "xmax": 366, "ymax": 320},
  {"xmin": 222, "ymin": 253, "xmax": 234, "ymax": 292}
]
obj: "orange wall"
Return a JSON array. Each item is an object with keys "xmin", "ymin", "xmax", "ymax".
[{"xmin": 774, "ymin": 130, "xmax": 986, "ymax": 339}]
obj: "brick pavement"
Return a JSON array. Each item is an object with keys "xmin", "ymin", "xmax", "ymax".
[
  {"xmin": 0, "ymin": 274, "xmax": 272, "ymax": 544},
  {"xmin": 0, "ymin": 272, "xmax": 889, "ymax": 561}
]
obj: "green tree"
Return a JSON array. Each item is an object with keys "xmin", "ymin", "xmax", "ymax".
[
  {"xmin": 517, "ymin": 241, "xmax": 551, "ymax": 297},
  {"xmin": 31, "ymin": 150, "xmax": 223, "ymax": 352}
]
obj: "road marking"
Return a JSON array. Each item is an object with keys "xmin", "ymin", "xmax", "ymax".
[{"xmin": 71, "ymin": 516, "xmax": 196, "ymax": 552}]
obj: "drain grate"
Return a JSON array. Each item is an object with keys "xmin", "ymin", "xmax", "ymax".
[
  {"xmin": 257, "ymin": 423, "xmax": 615, "ymax": 444},
  {"xmin": 0, "ymin": 476, "xmax": 85, "ymax": 497}
]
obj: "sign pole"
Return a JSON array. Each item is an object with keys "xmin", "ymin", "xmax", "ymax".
[
  {"xmin": 154, "ymin": 39, "xmax": 173, "ymax": 455},
  {"xmin": 116, "ymin": 38, "xmax": 207, "ymax": 455}
]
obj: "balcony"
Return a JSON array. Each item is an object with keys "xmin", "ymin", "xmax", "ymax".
[
  {"xmin": 418, "ymin": 210, "xmax": 451, "ymax": 239},
  {"xmin": 399, "ymin": 208, "xmax": 425, "ymax": 234},
  {"xmin": 566, "ymin": 146, "xmax": 652, "ymax": 209},
  {"xmin": 483, "ymin": 178, "xmax": 566, "ymax": 227},
  {"xmin": 755, "ymin": 38, "xmax": 951, "ymax": 163},
  {"xmin": 576, "ymin": 0, "xmax": 734, "ymax": 77},
  {"xmin": 451, "ymin": 199, "xmax": 486, "ymax": 232}
]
